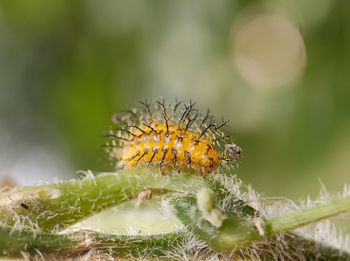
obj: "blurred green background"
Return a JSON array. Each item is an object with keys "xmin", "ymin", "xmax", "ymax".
[{"xmin": 0, "ymin": 0, "xmax": 349, "ymax": 200}]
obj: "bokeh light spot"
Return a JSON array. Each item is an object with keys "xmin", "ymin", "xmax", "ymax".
[{"xmin": 232, "ymin": 12, "xmax": 307, "ymax": 88}]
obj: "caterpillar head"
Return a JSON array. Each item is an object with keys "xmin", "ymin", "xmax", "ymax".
[{"xmin": 224, "ymin": 143, "xmax": 242, "ymax": 161}]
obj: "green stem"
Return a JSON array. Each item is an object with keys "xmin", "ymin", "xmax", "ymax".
[
  {"xmin": 172, "ymin": 195, "xmax": 350, "ymax": 260},
  {"xmin": 0, "ymin": 224, "xmax": 185, "ymax": 258},
  {"xmin": 265, "ymin": 195, "xmax": 350, "ymax": 235},
  {"xmin": 0, "ymin": 225, "xmax": 80, "ymax": 257},
  {"xmin": 92, "ymin": 231, "xmax": 184, "ymax": 258},
  {"xmin": 0, "ymin": 167, "xmax": 207, "ymax": 231}
]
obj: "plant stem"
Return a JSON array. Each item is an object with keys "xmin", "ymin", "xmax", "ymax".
[
  {"xmin": 2, "ymin": 168, "xmax": 350, "ymax": 260},
  {"xmin": 265, "ymin": 195, "xmax": 350, "ymax": 234},
  {"xmin": 172, "ymin": 195, "xmax": 350, "ymax": 260},
  {"xmin": 0, "ymin": 225, "xmax": 80, "ymax": 257},
  {"xmin": 0, "ymin": 167, "xmax": 207, "ymax": 231},
  {"xmin": 0, "ymin": 224, "xmax": 185, "ymax": 259}
]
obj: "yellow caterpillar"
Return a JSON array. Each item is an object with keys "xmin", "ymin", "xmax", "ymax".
[{"xmin": 106, "ymin": 100, "xmax": 241, "ymax": 175}]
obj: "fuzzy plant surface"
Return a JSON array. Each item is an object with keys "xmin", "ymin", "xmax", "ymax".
[{"xmin": 0, "ymin": 167, "xmax": 350, "ymax": 260}]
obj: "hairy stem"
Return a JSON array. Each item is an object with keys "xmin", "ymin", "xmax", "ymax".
[
  {"xmin": 265, "ymin": 195, "xmax": 350, "ymax": 234},
  {"xmin": 1, "ymin": 168, "xmax": 350, "ymax": 260},
  {"xmin": 0, "ymin": 167, "xmax": 207, "ymax": 231},
  {"xmin": 0, "ymin": 224, "xmax": 185, "ymax": 258},
  {"xmin": 172, "ymin": 195, "xmax": 350, "ymax": 260},
  {"xmin": 0, "ymin": 225, "xmax": 81, "ymax": 257}
]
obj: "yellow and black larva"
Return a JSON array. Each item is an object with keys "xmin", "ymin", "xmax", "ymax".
[{"xmin": 106, "ymin": 99, "xmax": 241, "ymax": 175}]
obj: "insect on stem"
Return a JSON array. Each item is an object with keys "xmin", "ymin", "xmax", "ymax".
[{"xmin": 107, "ymin": 99, "xmax": 241, "ymax": 174}]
